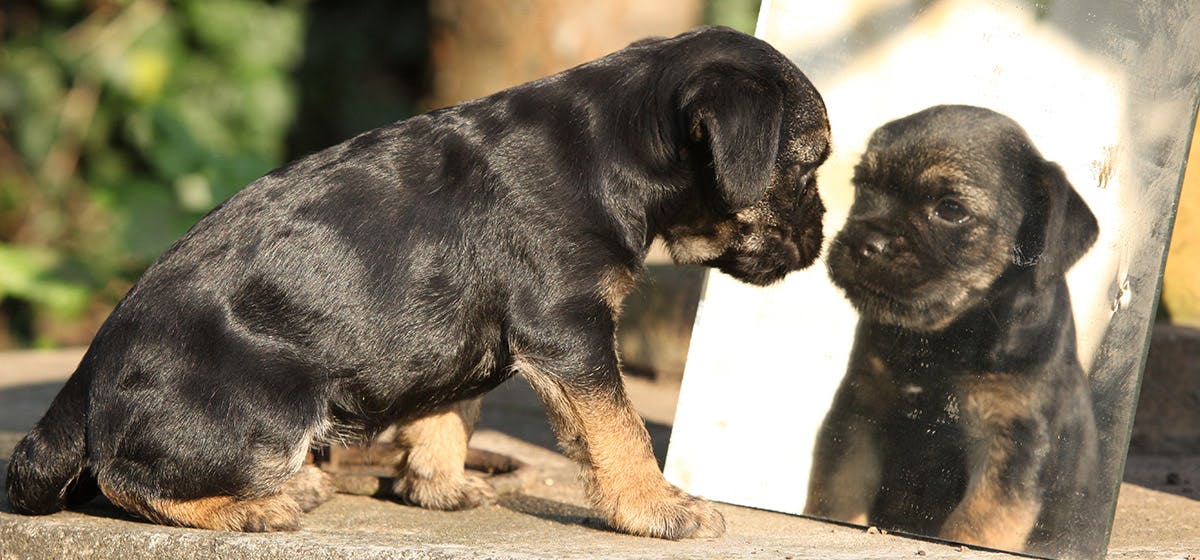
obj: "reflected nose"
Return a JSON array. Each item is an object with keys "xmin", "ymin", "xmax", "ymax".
[{"xmin": 858, "ymin": 230, "xmax": 891, "ymax": 257}]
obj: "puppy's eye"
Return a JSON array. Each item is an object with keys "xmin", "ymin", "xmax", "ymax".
[
  {"xmin": 933, "ymin": 199, "xmax": 970, "ymax": 224},
  {"xmin": 789, "ymin": 165, "xmax": 813, "ymax": 193},
  {"xmin": 798, "ymin": 171, "xmax": 814, "ymax": 192}
]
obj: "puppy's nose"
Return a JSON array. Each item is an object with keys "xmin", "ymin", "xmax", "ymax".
[{"xmin": 858, "ymin": 232, "xmax": 891, "ymax": 257}]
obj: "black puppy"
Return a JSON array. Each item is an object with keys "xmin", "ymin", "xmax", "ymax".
[
  {"xmin": 7, "ymin": 27, "xmax": 829, "ymax": 539},
  {"xmin": 806, "ymin": 105, "xmax": 1099, "ymax": 556}
]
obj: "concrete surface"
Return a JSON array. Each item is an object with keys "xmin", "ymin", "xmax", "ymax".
[{"xmin": 1, "ymin": 348, "xmax": 1197, "ymax": 559}]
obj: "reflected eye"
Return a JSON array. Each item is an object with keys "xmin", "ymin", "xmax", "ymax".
[
  {"xmin": 790, "ymin": 165, "xmax": 813, "ymax": 194},
  {"xmin": 933, "ymin": 199, "xmax": 970, "ymax": 224},
  {"xmin": 798, "ymin": 171, "xmax": 814, "ymax": 193}
]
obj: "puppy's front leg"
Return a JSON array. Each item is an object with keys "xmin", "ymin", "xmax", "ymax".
[
  {"xmin": 392, "ymin": 397, "xmax": 497, "ymax": 510},
  {"xmin": 804, "ymin": 384, "xmax": 882, "ymax": 524},
  {"xmin": 939, "ymin": 439, "xmax": 1042, "ymax": 550},
  {"xmin": 517, "ymin": 349, "xmax": 725, "ymax": 539},
  {"xmin": 940, "ymin": 379, "xmax": 1045, "ymax": 550}
]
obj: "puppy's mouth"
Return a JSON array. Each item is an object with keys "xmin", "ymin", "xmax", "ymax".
[
  {"xmin": 712, "ymin": 186, "xmax": 826, "ymax": 286},
  {"xmin": 709, "ymin": 222, "xmax": 824, "ymax": 286},
  {"xmin": 707, "ymin": 245, "xmax": 797, "ymax": 286}
]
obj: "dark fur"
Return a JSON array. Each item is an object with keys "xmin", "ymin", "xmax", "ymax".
[
  {"xmin": 806, "ymin": 105, "xmax": 1100, "ymax": 557},
  {"xmin": 6, "ymin": 27, "xmax": 829, "ymax": 539}
]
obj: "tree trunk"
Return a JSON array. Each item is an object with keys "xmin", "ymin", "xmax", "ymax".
[{"xmin": 426, "ymin": 0, "xmax": 703, "ymax": 109}]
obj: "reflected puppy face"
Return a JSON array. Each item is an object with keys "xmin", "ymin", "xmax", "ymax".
[
  {"xmin": 827, "ymin": 105, "xmax": 1097, "ymax": 331},
  {"xmin": 662, "ymin": 51, "xmax": 830, "ymax": 286}
]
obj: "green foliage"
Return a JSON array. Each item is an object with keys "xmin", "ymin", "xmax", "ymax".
[{"xmin": 0, "ymin": 0, "xmax": 305, "ymax": 344}]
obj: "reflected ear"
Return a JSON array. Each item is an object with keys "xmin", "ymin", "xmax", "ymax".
[
  {"xmin": 680, "ymin": 68, "xmax": 783, "ymax": 211},
  {"xmin": 1018, "ymin": 162, "xmax": 1099, "ymax": 286}
]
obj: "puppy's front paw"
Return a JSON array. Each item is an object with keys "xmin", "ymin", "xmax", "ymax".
[
  {"xmin": 610, "ymin": 489, "xmax": 726, "ymax": 540},
  {"xmin": 393, "ymin": 471, "xmax": 497, "ymax": 511}
]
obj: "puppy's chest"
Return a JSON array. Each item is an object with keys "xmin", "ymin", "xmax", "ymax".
[{"xmin": 875, "ymin": 353, "xmax": 1005, "ymax": 445}]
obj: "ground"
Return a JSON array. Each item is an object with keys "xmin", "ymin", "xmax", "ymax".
[{"xmin": 1, "ymin": 348, "xmax": 1197, "ymax": 560}]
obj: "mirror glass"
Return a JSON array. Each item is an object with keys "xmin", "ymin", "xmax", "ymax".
[{"xmin": 664, "ymin": 1, "xmax": 1200, "ymax": 558}]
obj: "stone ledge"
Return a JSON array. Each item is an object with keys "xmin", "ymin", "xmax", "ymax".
[{"xmin": 2, "ymin": 350, "xmax": 1198, "ymax": 559}]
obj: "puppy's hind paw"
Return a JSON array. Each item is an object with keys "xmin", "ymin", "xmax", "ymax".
[
  {"xmin": 393, "ymin": 471, "xmax": 497, "ymax": 511},
  {"xmin": 240, "ymin": 503, "xmax": 302, "ymax": 533},
  {"xmin": 283, "ymin": 465, "xmax": 336, "ymax": 513}
]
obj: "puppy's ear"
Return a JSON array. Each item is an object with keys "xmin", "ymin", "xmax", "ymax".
[
  {"xmin": 680, "ymin": 67, "xmax": 783, "ymax": 211},
  {"xmin": 1018, "ymin": 162, "xmax": 1099, "ymax": 286}
]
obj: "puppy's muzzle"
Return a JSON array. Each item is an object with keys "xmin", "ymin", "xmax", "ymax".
[
  {"xmin": 711, "ymin": 187, "xmax": 826, "ymax": 286},
  {"xmin": 848, "ymin": 226, "xmax": 908, "ymax": 260}
]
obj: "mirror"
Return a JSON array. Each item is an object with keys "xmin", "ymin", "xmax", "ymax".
[{"xmin": 663, "ymin": 1, "xmax": 1200, "ymax": 558}]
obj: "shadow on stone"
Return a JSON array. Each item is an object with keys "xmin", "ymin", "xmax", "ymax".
[
  {"xmin": 497, "ymin": 493, "xmax": 604, "ymax": 531},
  {"xmin": 0, "ymin": 382, "xmax": 63, "ymax": 432},
  {"xmin": 0, "ymin": 458, "xmax": 9, "ymax": 512}
]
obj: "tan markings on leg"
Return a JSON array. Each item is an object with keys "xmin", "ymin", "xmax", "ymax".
[
  {"xmin": 98, "ymin": 478, "xmax": 301, "ymax": 532},
  {"xmin": 516, "ymin": 357, "xmax": 725, "ymax": 539},
  {"xmin": 940, "ymin": 477, "xmax": 1040, "ymax": 550},
  {"xmin": 804, "ymin": 425, "xmax": 880, "ymax": 525},
  {"xmin": 597, "ymin": 266, "xmax": 639, "ymax": 314},
  {"xmin": 941, "ymin": 374, "xmax": 1041, "ymax": 550},
  {"xmin": 392, "ymin": 397, "xmax": 495, "ymax": 510}
]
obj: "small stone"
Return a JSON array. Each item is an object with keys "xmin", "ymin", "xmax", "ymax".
[
  {"xmin": 957, "ymin": 545, "xmax": 968, "ymax": 552},
  {"xmin": 916, "ymin": 550, "xmax": 927, "ymax": 556},
  {"xmin": 1167, "ymin": 472, "xmax": 1181, "ymax": 485},
  {"xmin": 867, "ymin": 526, "xmax": 881, "ymax": 535},
  {"xmin": 881, "ymin": 529, "xmax": 889, "ymax": 535}
]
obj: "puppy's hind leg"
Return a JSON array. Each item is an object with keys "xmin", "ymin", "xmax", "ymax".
[
  {"xmin": 95, "ymin": 415, "xmax": 331, "ymax": 531},
  {"xmin": 391, "ymin": 397, "xmax": 497, "ymax": 510},
  {"xmin": 97, "ymin": 472, "xmax": 304, "ymax": 532}
]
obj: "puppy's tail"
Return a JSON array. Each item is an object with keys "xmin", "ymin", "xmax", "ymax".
[{"xmin": 6, "ymin": 365, "xmax": 95, "ymax": 514}]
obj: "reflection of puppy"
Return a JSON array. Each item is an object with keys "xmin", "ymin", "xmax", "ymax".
[
  {"xmin": 807, "ymin": 105, "xmax": 1100, "ymax": 556},
  {"xmin": 7, "ymin": 27, "xmax": 830, "ymax": 538}
]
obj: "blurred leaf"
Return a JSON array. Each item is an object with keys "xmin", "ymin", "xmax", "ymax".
[
  {"xmin": 0, "ymin": 244, "xmax": 92, "ymax": 317},
  {"xmin": 104, "ymin": 177, "xmax": 192, "ymax": 261},
  {"xmin": 706, "ymin": 0, "xmax": 761, "ymax": 34},
  {"xmin": 183, "ymin": 0, "xmax": 305, "ymax": 72},
  {"xmin": 127, "ymin": 48, "xmax": 170, "ymax": 103}
]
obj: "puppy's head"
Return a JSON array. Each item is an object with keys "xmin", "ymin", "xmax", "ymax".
[
  {"xmin": 659, "ymin": 27, "xmax": 830, "ymax": 286},
  {"xmin": 827, "ymin": 105, "xmax": 1098, "ymax": 331}
]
